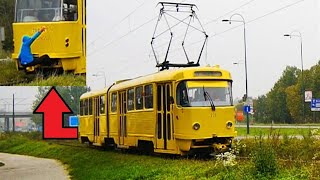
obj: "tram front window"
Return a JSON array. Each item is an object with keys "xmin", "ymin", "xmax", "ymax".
[
  {"xmin": 15, "ymin": 0, "xmax": 78, "ymax": 22},
  {"xmin": 176, "ymin": 81, "xmax": 233, "ymax": 107}
]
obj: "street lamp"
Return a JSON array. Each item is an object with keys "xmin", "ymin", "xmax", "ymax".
[
  {"xmin": 92, "ymin": 71, "xmax": 107, "ymax": 88},
  {"xmin": 223, "ymin": 13, "xmax": 250, "ymax": 134},
  {"xmin": 284, "ymin": 31, "xmax": 305, "ymax": 122}
]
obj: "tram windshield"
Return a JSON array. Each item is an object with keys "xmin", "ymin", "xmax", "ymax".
[
  {"xmin": 176, "ymin": 81, "xmax": 233, "ymax": 107},
  {"xmin": 15, "ymin": 0, "xmax": 78, "ymax": 22}
]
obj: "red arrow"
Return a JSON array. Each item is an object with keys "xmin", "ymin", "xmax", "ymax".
[{"xmin": 34, "ymin": 87, "xmax": 78, "ymax": 139}]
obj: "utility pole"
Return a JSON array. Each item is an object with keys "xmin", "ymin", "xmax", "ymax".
[
  {"xmin": 0, "ymin": 27, "xmax": 4, "ymax": 51},
  {"xmin": 12, "ymin": 94, "xmax": 15, "ymax": 132}
]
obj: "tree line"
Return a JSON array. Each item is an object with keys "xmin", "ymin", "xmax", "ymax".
[
  {"xmin": 252, "ymin": 61, "xmax": 320, "ymax": 124},
  {"xmin": 0, "ymin": 0, "xmax": 14, "ymax": 51},
  {"xmin": 32, "ymin": 86, "xmax": 89, "ymax": 127}
]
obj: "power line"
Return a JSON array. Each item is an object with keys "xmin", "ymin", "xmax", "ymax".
[
  {"xmin": 169, "ymin": 0, "xmax": 306, "ymax": 53},
  {"xmin": 88, "ymin": 0, "xmax": 187, "ymax": 57},
  {"xmin": 205, "ymin": 0, "xmax": 258, "ymax": 25},
  {"xmin": 88, "ymin": 0, "xmax": 148, "ymax": 46},
  {"xmin": 152, "ymin": 0, "xmax": 259, "ymax": 51},
  {"xmin": 88, "ymin": 17, "xmax": 157, "ymax": 57}
]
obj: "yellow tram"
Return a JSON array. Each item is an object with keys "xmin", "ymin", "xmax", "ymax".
[
  {"xmin": 79, "ymin": 66, "xmax": 237, "ymax": 155},
  {"xmin": 12, "ymin": 0, "xmax": 86, "ymax": 74}
]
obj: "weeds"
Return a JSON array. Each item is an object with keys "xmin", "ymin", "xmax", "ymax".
[
  {"xmin": 252, "ymin": 136, "xmax": 278, "ymax": 177},
  {"xmin": 0, "ymin": 132, "xmax": 319, "ymax": 179}
]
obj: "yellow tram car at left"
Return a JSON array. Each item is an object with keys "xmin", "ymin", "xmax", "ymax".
[
  {"xmin": 12, "ymin": 0, "xmax": 86, "ymax": 74},
  {"xmin": 79, "ymin": 66, "xmax": 237, "ymax": 156}
]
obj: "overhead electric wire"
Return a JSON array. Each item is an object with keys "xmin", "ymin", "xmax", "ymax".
[
  {"xmin": 88, "ymin": 0, "xmax": 187, "ymax": 57},
  {"xmin": 167, "ymin": 0, "xmax": 306, "ymax": 55},
  {"xmin": 152, "ymin": 0, "xmax": 258, "ymax": 50},
  {"xmin": 88, "ymin": 17, "xmax": 157, "ymax": 56},
  {"xmin": 88, "ymin": 0, "xmax": 148, "ymax": 46}
]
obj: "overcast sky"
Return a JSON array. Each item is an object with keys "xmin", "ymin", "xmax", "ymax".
[
  {"xmin": 87, "ymin": 0, "xmax": 320, "ymax": 99},
  {"xmin": 0, "ymin": 87, "xmax": 37, "ymax": 112},
  {"xmin": 0, "ymin": 0, "xmax": 319, "ymax": 112}
]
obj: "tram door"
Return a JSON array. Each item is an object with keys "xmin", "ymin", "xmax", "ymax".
[
  {"xmin": 93, "ymin": 97, "xmax": 100, "ymax": 143},
  {"xmin": 119, "ymin": 91, "xmax": 127, "ymax": 145},
  {"xmin": 156, "ymin": 83, "xmax": 174, "ymax": 150}
]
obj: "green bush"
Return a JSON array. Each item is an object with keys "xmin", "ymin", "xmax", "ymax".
[{"xmin": 252, "ymin": 137, "xmax": 278, "ymax": 177}]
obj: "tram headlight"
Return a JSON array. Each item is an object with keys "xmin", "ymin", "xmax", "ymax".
[
  {"xmin": 226, "ymin": 121, "xmax": 233, "ymax": 129},
  {"xmin": 193, "ymin": 123, "xmax": 200, "ymax": 130}
]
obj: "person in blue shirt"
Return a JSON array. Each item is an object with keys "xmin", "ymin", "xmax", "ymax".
[{"xmin": 18, "ymin": 26, "xmax": 49, "ymax": 67}]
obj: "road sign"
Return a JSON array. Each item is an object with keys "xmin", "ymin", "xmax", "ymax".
[
  {"xmin": 311, "ymin": 98, "xmax": 320, "ymax": 111},
  {"xmin": 244, "ymin": 105, "xmax": 251, "ymax": 113},
  {"xmin": 305, "ymin": 91, "xmax": 312, "ymax": 102}
]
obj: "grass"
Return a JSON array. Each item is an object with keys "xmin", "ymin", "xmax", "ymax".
[
  {"xmin": 0, "ymin": 132, "xmax": 320, "ymax": 179},
  {"xmin": 0, "ymin": 49, "xmax": 11, "ymax": 59},
  {"xmin": 19, "ymin": 74, "xmax": 86, "ymax": 86},
  {"xmin": 236, "ymin": 127, "xmax": 319, "ymax": 136},
  {"xmin": 0, "ymin": 59, "xmax": 86, "ymax": 86},
  {"xmin": 0, "ymin": 60, "xmax": 35, "ymax": 85}
]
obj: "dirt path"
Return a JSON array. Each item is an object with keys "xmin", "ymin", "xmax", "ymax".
[{"xmin": 0, "ymin": 153, "xmax": 70, "ymax": 180}]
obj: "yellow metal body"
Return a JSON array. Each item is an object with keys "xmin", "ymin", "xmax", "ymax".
[
  {"xmin": 12, "ymin": 0, "xmax": 86, "ymax": 74},
  {"xmin": 79, "ymin": 66, "xmax": 237, "ymax": 155}
]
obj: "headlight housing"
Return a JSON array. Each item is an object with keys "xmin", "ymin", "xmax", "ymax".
[
  {"xmin": 193, "ymin": 123, "xmax": 200, "ymax": 130},
  {"xmin": 226, "ymin": 121, "xmax": 233, "ymax": 129}
]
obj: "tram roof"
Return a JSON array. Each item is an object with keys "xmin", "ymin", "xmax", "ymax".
[{"xmin": 80, "ymin": 65, "xmax": 231, "ymax": 99}]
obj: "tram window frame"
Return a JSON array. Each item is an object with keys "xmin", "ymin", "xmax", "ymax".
[
  {"xmin": 100, "ymin": 95, "xmax": 105, "ymax": 114},
  {"xmin": 63, "ymin": 0, "xmax": 78, "ymax": 21},
  {"xmin": 88, "ymin": 98, "xmax": 93, "ymax": 115},
  {"xmin": 111, "ymin": 93, "xmax": 117, "ymax": 112},
  {"xmin": 84, "ymin": 99, "xmax": 88, "ymax": 115},
  {"xmin": 80, "ymin": 100, "xmax": 84, "ymax": 115},
  {"xmin": 176, "ymin": 81, "xmax": 190, "ymax": 107},
  {"xmin": 135, "ymin": 86, "xmax": 143, "ymax": 110},
  {"xmin": 144, "ymin": 84, "xmax": 153, "ymax": 109},
  {"xmin": 14, "ymin": 0, "xmax": 78, "ymax": 22},
  {"xmin": 127, "ymin": 88, "xmax": 134, "ymax": 111},
  {"xmin": 79, "ymin": 100, "xmax": 83, "ymax": 115}
]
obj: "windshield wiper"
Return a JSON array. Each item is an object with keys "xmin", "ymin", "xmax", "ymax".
[{"xmin": 202, "ymin": 86, "xmax": 215, "ymax": 111}]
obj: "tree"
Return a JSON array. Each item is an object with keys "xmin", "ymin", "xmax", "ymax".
[
  {"xmin": 32, "ymin": 86, "xmax": 89, "ymax": 126},
  {"xmin": 253, "ymin": 95, "xmax": 269, "ymax": 123},
  {"xmin": 285, "ymin": 85, "xmax": 301, "ymax": 123},
  {"xmin": 0, "ymin": 0, "xmax": 14, "ymax": 51}
]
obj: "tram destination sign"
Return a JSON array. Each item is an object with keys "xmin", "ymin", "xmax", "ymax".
[{"xmin": 311, "ymin": 98, "xmax": 320, "ymax": 111}]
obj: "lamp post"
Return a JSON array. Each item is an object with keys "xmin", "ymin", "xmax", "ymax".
[
  {"xmin": 284, "ymin": 31, "xmax": 304, "ymax": 122},
  {"xmin": 223, "ymin": 13, "xmax": 249, "ymax": 134},
  {"xmin": 92, "ymin": 71, "xmax": 106, "ymax": 88}
]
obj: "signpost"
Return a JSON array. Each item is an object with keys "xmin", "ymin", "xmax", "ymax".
[
  {"xmin": 310, "ymin": 98, "xmax": 320, "ymax": 111},
  {"xmin": 244, "ymin": 105, "xmax": 251, "ymax": 113}
]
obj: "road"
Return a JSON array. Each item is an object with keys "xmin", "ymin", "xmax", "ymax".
[
  {"xmin": 236, "ymin": 124, "xmax": 320, "ymax": 129},
  {"xmin": 0, "ymin": 153, "xmax": 70, "ymax": 180}
]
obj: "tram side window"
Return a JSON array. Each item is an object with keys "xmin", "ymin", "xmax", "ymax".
[
  {"xmin": 89, "ymin": 98, "xmax": 93, "ymax": 115},
  {"xmin": 84, "ymin": 99, "xmax": 88, "ymax": 115},
  {"xmin": 63, "ymin": 0, "xmax": 78, "ymax": 21},
  {"xmin": 80, "ymin": 100, "xmax": 83, "ymax": 115},
  {"xmin": 100, "ymin": 96, "xmax": 105, "ymax": 114},
  {"xmin": 145, "ymin": 85, "xmax": 153, "ymax": 109},
  {"xmin": 176, "ymin": 81, "xmax": 190, "ymax": 107},
  {"xmin": 111, "ymin": 93, "xmax": 117, "ymax": 112},
  {"xmin": 135, "ymin": 86, "xmax": 143, "ymax": 110},
  {"xmin": 127, "ymin": 89, "xmax": 134, "ymax": 111}
]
